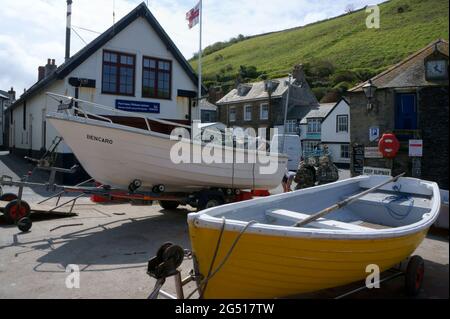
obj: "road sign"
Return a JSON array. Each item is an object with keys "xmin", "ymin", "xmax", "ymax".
[
  {"xmin": 369, "ymin": 127, "xmax": 380, "ymax": 142},
  {"xmin": 409, "ymin": 140, "xmax": 423, "ymax": 157}
]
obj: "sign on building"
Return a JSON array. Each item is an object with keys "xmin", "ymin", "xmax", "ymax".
[
  {"xmin": 364, "ymin": 147, "xmax": 383, "ymax": 158},
  {"xmin": 115, "ymin": 100, "xmax": 160, "ymax": 114},
  {"xmin": 369, "ymin": 126, "xmax": 380, "ymax": 142},
  {"xmin": 409, "ymin": 140, "xmax": 423, "ymax": 157},
  {"xmin": 363, "ymin": 166, "xmax": 392, "ymax": 176}
]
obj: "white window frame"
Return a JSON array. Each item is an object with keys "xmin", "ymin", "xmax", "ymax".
[
  {"xmin": 340, "ymin": 144, "xmax": 350, "ymax": 159},
  {"xmin": 303, "ymin": 141, "xmax": 320, "ymax": 155},
  {"xmin": 285, "ymin": 120, "xmax": 298, "ymax": 134},
  {"xmin": 229, "ymin": 106, "xmax": 236, "ymax": 122},
  {"xmin": 336, "ymin": 115, "xmax": 348, "ymax": 133},
  {"xmin": 260, "ymin": 103, "xmax": 269, "ymax": 120},
  {"xmin": 307, "ymin": 118, "xmax": 321, "ymax": 133},
  {"xmin": 244, "ymin": 105, "xmax": 252, "ymax": 122}
]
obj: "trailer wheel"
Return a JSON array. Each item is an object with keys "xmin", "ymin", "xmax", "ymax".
[
  {"xmin": 159, "ymin": 201, "xmax": 180, "ymax": 210},
  {"xmin": 405, "ymin": 255, "xmax": 425, "ymax": 297},
  {"xmin": 17, "ymin": 217, "xmax": 32, "ymax": 232},
  {"xmin": 0, "ymin": 193, "xmax": 18, "ymax": 202},
  {"xmin": 4, "ymin": 200, "xmax": 31, "ymax": 224},
  {"xmin": 198, "ymin": 197, "xmax": 224, "ymax": 211}
]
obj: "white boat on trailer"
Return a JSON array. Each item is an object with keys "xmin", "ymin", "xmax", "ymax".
[{"xmin": 45, "ymin": 93, "xmax": 288, "ymax": 195}]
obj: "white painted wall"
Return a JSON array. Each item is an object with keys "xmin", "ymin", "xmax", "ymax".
[
  {"xmin": 321, "ymin": 99, "xmax": 350, "ymax": 143},
  {"xmin": 321, "ymin": 99, "xmax": 350, "ymax": 164},
  {"xmin": 11, "ymin": 16, "xmax": 198, "ymax": 154}
]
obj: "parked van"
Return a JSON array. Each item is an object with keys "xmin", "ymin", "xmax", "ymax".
[{"xmin": 271, "ymin": 134, "xmax": 301, "ymax": 171}]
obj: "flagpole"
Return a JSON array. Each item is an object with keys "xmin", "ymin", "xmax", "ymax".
[{"xmin": 197, "ymin": 0, "xmax": 203, "ymax": 121}]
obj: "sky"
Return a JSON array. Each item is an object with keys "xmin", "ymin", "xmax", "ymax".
[{"xmin": 0, "ymin": 0, "xmax": 384, "ymax": 93}]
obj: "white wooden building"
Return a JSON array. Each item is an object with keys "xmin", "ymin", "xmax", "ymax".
[
  {"xmin": 299, "ymin": 99, "xmax": 350, "ymax": 165},
  {"xmin": 8, "ymin": 3, "xmax": 202, "ymax": 170}
]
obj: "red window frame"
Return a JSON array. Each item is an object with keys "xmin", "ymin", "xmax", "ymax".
[
  {"xmin": 142, "ymin": 56, "xmax": 172, "ymax": 100},
  {"xmin": 101, "ymin": 50, "xmax": 136, "ymax": 96}
]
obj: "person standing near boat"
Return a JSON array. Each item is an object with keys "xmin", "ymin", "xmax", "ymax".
[{"xmin": 282, "ymin": 170, "xmax": 296, "ymax": 192}]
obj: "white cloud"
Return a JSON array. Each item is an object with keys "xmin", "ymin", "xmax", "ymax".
[{"xmin": 0, "ymin": 0, "xmax": 382, "ymax": 92}]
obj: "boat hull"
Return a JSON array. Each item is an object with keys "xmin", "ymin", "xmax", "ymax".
[
  {"xmin": 188, "ymin": 224, "xmax": 428, "ymax": 299},
  {"xmin": 48, "ymin": 115, "xmax": 287, "ymax": 192}
]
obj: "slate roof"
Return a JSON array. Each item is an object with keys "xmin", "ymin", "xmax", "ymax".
[
  {"xmin": 0, "ymin": 90, "xmax": 9, "ymax": 100},
  {"xmin": 10, "ymin": 2, "xmax": 204, "ymax": 110},
  {"xmin": 216, "ymin": 77, "xmax": 290, "ymax": 105},
  {"xmin": 299, "ymin": 103, "xmax": 336, "ymax": 124},
  {"xmin": 199, "ymin": 99, "xmax": 217, "ymax": 111},
  {"xmin": 349, "ymin": 39, "xmax": 449, "ymax": 92}
]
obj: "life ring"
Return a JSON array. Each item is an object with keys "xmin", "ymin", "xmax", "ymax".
[{"xmin": 378, "ymin": 133, "xmax": 400, "ymax": 158}]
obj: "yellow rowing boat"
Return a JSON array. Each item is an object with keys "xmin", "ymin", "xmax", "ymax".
[{"xmin": 187, "ymin": 176, "xmax": 440, "ymax": 299}]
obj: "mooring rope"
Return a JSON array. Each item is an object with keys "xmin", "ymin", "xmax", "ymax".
[
  {"xmin": 383, "ymin": 185, "xmax": 415, "ymax": 221},
  {"xmin": 187, "ymin": 218, "xmax": 257, "ymax": 299}
]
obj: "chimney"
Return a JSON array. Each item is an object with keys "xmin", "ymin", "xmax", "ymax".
[
  {"xmin": 8, "ymin": 87, "xmax": 16, "ymax": 101},
  {"xmin": 65, "ymin": 0, "xmax": 73, "ymax": 61},
  {"xmin": 292, "ymin": 64, "xmax": 306, "ymax": 82},
  {"xmin": 44, "ymin": 58, "xmax": 57, "ymax": 77},
  {"xmin": 38, "ymin": 66, "xmax": 46, "ymax": 81}
]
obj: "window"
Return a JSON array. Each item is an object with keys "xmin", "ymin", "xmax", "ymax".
[
  {"xmin": 307, "ymin": 118, "xmax": 321, "ymax": 133},
  {"xmin": 340, "ymin": 144, "xmax": 350, "ymax": 159},
  {"xmin": 336, "ymin": 115, "xmax": 348, "ymax": 132},
  {"xmin": 244, "ymin": 105, "xmax": 252, "ymax": 121},
  {"xmin": 142, "ymin": 57, "xmax": 172, "ymax": 99},
  {"xmin": 229, "ymin": 107, "xmax": 236, "ymax": 122},
  {"xmin": 102, "ymin": 50, "xmax": 135, "ymax": 96},
  {"xmin": 260, "ymin": 103, "xmax": 269, "ymax": 120},
  {"xmin": 285, "ymin": 120, "xmax": 298, "ymax": 134},
  {"xmin": 303, "ymin": 141, "xmax": 320, "ymax": 156}
]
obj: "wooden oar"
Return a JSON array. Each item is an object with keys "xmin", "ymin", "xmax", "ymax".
[{"xmin": 294, "ymin": 173, "xmax": 406, "ymax": 228}]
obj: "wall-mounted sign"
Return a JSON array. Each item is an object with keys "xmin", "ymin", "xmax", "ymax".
[
  {"xmin": 352, "ymin": 145, "xmax": 365, "ymax": 176},
  {"xmin": 369, "ymin": 126, "xmax": 380, "ymax": 142},
  {"xmin": 409, "ymin": 139, "xmax": 423, "ymax": 157},
  {"xmin": 115, "ymin": 100, "xmax": 160, "ymax": 114},
  {"xmin": 364, "ymin": 147, "xmax": 383, "ymax": 159},
  {"xmin": 363, "ymin": 166, "xmax": 392, "ymax": 176}
]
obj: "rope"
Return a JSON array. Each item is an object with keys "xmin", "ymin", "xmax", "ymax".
[
  {"xmin": 187, "ymin": 219, "xmax": 257, "ymax": 299},
  {"xmin": 383, "ymin": 185, "xmax": 415, "ymax": 221}
]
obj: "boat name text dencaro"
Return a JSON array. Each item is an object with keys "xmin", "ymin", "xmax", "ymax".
[{"xmin": 86, "ymin": 134, "xmax": 113, "ymax": 145}]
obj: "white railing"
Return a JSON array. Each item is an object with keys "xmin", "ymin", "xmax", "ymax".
[{"xmin": 45, "ymin": 92, "xmax": 192, "ymax": 132}]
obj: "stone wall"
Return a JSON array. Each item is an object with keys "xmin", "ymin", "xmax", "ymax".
[
  {"xmin": 347, "ymin": 86, "xmax": 449, "ymax": 189},
  {"xmin": 217, "ymin": 98, "xmax": 281, "ymax": 131},
  {"xmin": 419, "ymin": 86, "xmax": 449, "ymax": 189}
]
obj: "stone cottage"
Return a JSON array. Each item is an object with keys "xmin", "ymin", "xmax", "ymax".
[
  {"xmin": 216, "ymin": 65, "xmax": 319, "ymax": 140},
  {"xmin": 346, "ymin": 39, "xmax": 449, "ymax": 189}
]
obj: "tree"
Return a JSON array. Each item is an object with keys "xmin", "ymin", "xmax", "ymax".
[{"xmin": 345, "ymin": 4, "xmax": 355, "ymax": 13}]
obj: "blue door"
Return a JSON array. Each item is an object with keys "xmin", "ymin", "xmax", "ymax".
[{"xmin": 395, "ymin": 93, "xmax": 417, "ymax": 130}]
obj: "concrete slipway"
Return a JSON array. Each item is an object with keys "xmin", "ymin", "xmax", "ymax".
[{"xmin": 0, "ymin": 153, "xmax": 448, "ymax": 299}]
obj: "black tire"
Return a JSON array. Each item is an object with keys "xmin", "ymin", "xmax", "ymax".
[
  {"xmin": 405, "ymin": 255, "xmax": 425, "ymax": 297},
  {"xmin": 198, "ymin": 197, "xmax": 224, "ymax": 211},
  {"xmin": 0, "ymin": 193, "xmax": 18, "ymax": 202},
  {"xmin": 17, "ymin": 217, "xmax": 32, "ymax": 232},
  {"xmin": 159, "ymin": 200, "xmax": 180, "ymax": 210},
  {"xmin": 4, "ymin": 200, "xmax": 31, "ymax": 224}
]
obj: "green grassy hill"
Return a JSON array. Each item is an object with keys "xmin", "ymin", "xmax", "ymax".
[{"xmin": 191, "ymin": 0, "xmax": 449, "ymax": 100}]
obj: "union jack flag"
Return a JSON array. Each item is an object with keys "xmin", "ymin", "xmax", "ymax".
[{"xmin": 186, "ymin": 2, "xmax": 200, "ymax": 29}]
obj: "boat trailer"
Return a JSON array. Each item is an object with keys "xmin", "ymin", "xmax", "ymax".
[
  {"xmin": 146, "ymin": 242, "xmax": 427, "ymax": 299},
  {"xmin": 0, "ymin": 161, "xmax": 258, "ymax": 232}
]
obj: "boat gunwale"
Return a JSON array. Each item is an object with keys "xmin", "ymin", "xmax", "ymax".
[
  {"xmin": 188, "ymin": 176, "xmax": 441, "ymax": 240},
  {"xmin": 46, "ymin": 112, "xmax": 289, "ymax": 160}
]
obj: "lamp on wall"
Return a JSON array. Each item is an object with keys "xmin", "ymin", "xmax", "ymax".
[{"xmin": 362, "ymin": 79, "xmax": 377, "ymax": 111}]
